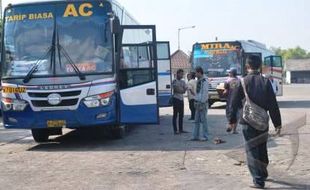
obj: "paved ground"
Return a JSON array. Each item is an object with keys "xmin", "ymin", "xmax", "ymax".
[{"xmin": 0, "ymin": 84, "xmax": 309, "ymax": 190}]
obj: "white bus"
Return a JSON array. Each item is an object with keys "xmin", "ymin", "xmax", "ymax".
[{"xmin": 192, "ymin": 40, "xmax": 283, "ymax": 107}]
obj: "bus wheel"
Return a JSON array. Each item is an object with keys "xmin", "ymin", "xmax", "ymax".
[
  {"xmin": 31, "ymin": 129, "xmax": 50, "ymax": 143},
  {"xmin": 110, "ymin": 126, "xmax": 126, "ymax": 139}
]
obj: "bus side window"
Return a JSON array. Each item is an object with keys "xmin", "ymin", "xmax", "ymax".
[
  {"xmin": 122, "ymin": 46, "xmax": 138, "ymax": 69},
  {"xmin": 120, "ymin": 44, "xmax": 154, "ymax": 89},
  {"xmin": 272, "ymin": 57, "xmax": 282, "ymax": 67},
  {"xmin": 138, "ymin": 46, "xmax": 151, "ymax": 68}
]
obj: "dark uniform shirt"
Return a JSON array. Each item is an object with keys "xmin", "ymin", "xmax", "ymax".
[
  {"xmin": 229, "ymin": 71, "xmax": 282, "ymax": 128},
  {"xmin": 225, "ymin": 77, "xmax": 241, "ymax": 124}
]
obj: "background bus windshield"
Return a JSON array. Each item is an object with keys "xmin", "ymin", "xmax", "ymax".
[
  {"xmin": 3, "ymin": 2, "xmax": 113, "ymax": 79},
  {"xmin": 193, "ymin": 43, "xmax": 242, "ymax": 78}
]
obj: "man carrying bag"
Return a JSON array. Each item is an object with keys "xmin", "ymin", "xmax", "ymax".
[{"xmin": 229, "ymin": 55, "xmax": 282, "ymax": 189}]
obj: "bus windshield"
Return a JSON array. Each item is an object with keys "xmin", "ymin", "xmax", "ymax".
[
  {"xmin": 193, "ymin": 43, "xmax": 242, "ymax": 78},
  {"xmin": 3, "ymin": 2, "xmax": 113, "ymax": 79}
]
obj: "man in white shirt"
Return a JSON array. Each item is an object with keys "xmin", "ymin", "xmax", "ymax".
[{"xmin": 187, "ymin": 72, "xmax": 197, "ymax": 120}]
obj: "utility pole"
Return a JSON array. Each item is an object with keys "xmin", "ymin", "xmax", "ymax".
[{"xmin": 178, "ymin": 25, "xmax": 196, "ymax": 50}]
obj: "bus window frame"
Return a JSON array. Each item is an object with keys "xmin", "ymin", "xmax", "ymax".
[{"xmin": 117, "ymin": 25, "xmax": 158, "ymax": 90}]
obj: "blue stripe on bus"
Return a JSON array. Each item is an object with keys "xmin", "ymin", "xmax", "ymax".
[
  {"xmin": 22, "ymin": 81, "xmax": 115, "ymax": 90},
  {"xmin": 158, "ymin": 93, "xmax": 172, "ymax": 107},
  {"xmin": 120, "ymin": 101, "xmax": 158, "ymax": 124},
  {"xmin": 158, "ymin": 72, "xmax": 171, "ymax": 76}
]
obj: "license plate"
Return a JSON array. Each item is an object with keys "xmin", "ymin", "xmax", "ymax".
[
  {"xmin": 2, "ymin": 86, "xmax": 26, "ymax": 93},
  {"xmin": 47, "ymin": 120, "xmax": 66, "ymax": 128},
  {"xmin": 210, "ymin": 95, "xmax": 219, "ymax": 99}
]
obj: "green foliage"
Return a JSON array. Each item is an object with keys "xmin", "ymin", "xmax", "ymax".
[{"xmin": 271, "ymin": 46, "xmax": 310, "ymax": 60}]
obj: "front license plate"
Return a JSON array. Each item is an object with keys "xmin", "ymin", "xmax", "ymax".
[
  {"xmin": 47, "ymin": 120, "xmax": 66, "ymax": 128},
  {"xmin": 210, "ymin": 95, "xmax": 219, "ymax": 99}
]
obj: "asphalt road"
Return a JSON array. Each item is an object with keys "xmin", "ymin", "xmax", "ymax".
[{"xmin": 0, "ymin": 84, "xmax": 309, "ymax": 190}]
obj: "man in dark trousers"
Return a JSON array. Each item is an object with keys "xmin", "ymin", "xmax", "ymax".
[
  {"xmin": 172, "ymin": 69, "xmax": 187, "ymax": 134},
  {"xmin": 229, "ymin": 55, "xmax": 282, "ymax": 189},
  {"xmin": 224, "ymin": 67, "xmax": 240, "ymax": 134}
]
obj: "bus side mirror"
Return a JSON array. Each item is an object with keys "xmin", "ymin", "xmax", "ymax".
[{"xmin": 111, "ymin": 17, "xmax": 121, "ymax": 35}]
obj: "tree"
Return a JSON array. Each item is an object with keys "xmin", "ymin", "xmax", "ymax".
[{"xmin": 270, "ymin": 46, "xmax": 310, "ymax": 60}]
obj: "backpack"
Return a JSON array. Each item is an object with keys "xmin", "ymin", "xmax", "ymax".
[{"xmin": 241, "ymin": 79, "xmax": 269, "ymax": 131}]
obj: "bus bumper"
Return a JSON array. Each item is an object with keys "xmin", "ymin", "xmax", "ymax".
[
  {"xmin": 208, "ymin": 91, "xmax": 226, "ymax": 102},
  {"xmin": 2, "ymin": 98, "xmax": 117, "ymax": 130}
]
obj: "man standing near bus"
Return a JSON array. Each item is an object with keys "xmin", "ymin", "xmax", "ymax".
[
  {"xmin": 187, "ymin": 72, "xmax": 197, "ymax": 121},
  {"xmin": 191, "ymin": 67, "xmax": 209, "ymax": 141},
  {"xmin": 229, "ymin": 55, "xmax": 282, "ymax": 189},
  {"xmin": 172, "ymin": 69, "xmax": 188, "ymax": 135},
  {"xmin": 224, "ymin": 68, "xmax": 240, "ymax": 134}
]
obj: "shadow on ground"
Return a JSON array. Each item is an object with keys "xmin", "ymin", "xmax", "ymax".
[
  {"xmin": 265, "ymin": 178, "xmax": 310, "ymax": 190},
  {"xmin": 27, "ymin": 114, "xmax": 279, "ymax": 153}
]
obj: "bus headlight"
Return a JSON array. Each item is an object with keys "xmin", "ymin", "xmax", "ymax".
[
  {"xmin": 2, "ymin": 98, "xmax": 28, "ymax": 111},
  {"xmin": 83, "ymin": 91, "xmax": 113, "ymax": 108}
]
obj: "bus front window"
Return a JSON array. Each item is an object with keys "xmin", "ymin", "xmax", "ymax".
[
  {"xmin": 57, "ymin": 17, "xmax": 113, "ymax": 74},
  {"xmin": 2, "ymin": 2, "xmax": 113, "ymax": 80},
  {"xmin": 193, "ymin": 45, "xmax": 242, "ymax": 78},
  {"xmin": 3, "ymin": 5, "xmax": 54, "ymax": 77}
]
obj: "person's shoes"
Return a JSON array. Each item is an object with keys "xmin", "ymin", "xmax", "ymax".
[
  {"xmin": 232, "ymin": 131, "xmax": 239, "ymax": 134},
  {"xmin": 174, "ymin": 131, "xmax": 180, "ymax": 135},
  {"xmin": 226, "ymin": 127, "xmax": 232, "ymax": 133},
  {"xmin": 201, "ymin": 137, "xmax": 208, "ymax": 141},
  {"xmin": 180, "ymin": 130, "xmax": 189, "ymax": 134},
  {"xmin": 250, "ymin": 181, "xmax": 265, "ymax": 189},
  {"xmin": 188, "ymin": 118, "xmax": 194, "ymax": 121}
]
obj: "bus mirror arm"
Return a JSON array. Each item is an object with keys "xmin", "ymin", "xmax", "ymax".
[{"xmin": 109, "ymin": 14, "xmax": 121, "ymax": 35}]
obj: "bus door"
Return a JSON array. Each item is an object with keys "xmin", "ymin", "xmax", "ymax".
[
  {"xmin": 242, "ymin": 52, "xmax": 262, "ymax": 76},
  {"xmin": 156, "ymin": 42, "xmax": 172, "ymax": 107},
  {"xmin": 264, "ymin": 56, "xmax": 283, "ymax": 96},
  {"xmin": 118, "ymin": 25, "xmax": 159, "ymax": 124}
]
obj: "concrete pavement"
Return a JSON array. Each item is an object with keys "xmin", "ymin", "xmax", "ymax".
[{"xmin": 0, "ymin": 84, "xmax": 309, "ymax": 190}]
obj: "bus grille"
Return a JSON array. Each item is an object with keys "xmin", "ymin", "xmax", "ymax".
[
  {"xmin": 27, "ymin": 91, "xmax": 82, "ymax": 108},
  {"xmin": 31, "ymin": 99, "xmax": 79, "ymax": 107},
  {"xmin": 28, "ymin": 91, "xmax": 81, "ymax": 98}
]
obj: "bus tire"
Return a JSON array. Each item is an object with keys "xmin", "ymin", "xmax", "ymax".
[
  {"xmin": 31, "ymin": 129, "xmax": 49, "ymax": 143},
  {"xmin": 110, "ymin": 126, "xmax": 126, "ymax": 139}
]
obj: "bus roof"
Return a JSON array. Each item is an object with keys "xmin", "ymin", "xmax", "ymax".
[
  {"xmin": 194, "ymin": 41, "xmax": 240, "ymax": 45},
  {"xmin": 4, "ymin": 0, "xmax": 138, "ymax": 25},
  {"xmin": 5, "ymin": 0, "xmax": 112, "ymax": 8}
]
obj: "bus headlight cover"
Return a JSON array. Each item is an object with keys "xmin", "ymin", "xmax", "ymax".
[
  {"xmin": 2, "ymin": 98, "xmax": 28, "ymax": 111},
  {"xmin": 83, "ymin": 91, "xmax": 113, "ymax": 108}
]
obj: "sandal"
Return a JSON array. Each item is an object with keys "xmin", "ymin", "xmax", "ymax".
[{"xmin": 213, "ymin": 137, "xmax": 226, "ymax": 144}]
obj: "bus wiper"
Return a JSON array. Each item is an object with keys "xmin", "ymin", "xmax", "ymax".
[
  {"xmin": 23, "ymin": 46, "xmax": 54, "ymax": 83},
  {"xmin": 58, "ymin": 44, "xmax": 86, "ymax": 81},
  {"xmin": 23, "ymin": 18, "xmax": 57, "ymax": 84},
  {"xmin": 55, "ymin": 28, "xmax": 85, "ymax": 81}
]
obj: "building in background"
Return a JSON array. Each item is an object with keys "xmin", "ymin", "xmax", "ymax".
[
  {"xmin": 285, "ymin": 59, "xmax": 310, "ymax": 84},
  {"xmin": 171, "ymin": 50, "xmax": 191, "ymax": 78}
]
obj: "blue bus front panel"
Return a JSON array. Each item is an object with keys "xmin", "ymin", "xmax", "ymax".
[{"xmin": 2, "ymin": 95, "xmax": 117, "ymax": 129}]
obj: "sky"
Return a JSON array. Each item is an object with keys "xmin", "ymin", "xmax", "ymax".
[{"xmin": 2, "ymin": 0, "xmax": 310, "ymax": 54}]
